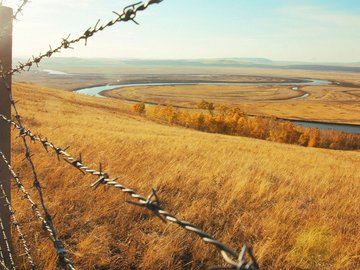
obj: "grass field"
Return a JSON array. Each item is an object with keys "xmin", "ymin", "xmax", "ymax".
[
  {"xmin": 106, "ymin": 83, "xmax": 359, "ymax": 122},
  {"xmin": 15, "ymin": 66, "xmax": 360, "ymax": 124},
  {"xmin": 105, "ymin": 81, "xmax": 360, "ymax": 124},
  {"xmin": 8, "ymin": 82, "xmax": 360, "ymax": 269}
]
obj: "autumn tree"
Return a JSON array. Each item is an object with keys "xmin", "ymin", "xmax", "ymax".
[
  {"xmin": 133, "ymin": 102, "xmax": 146, "ymax": 114},
  {"xmin": 307, "ymin": 128, "xmax": 320, "ymax": 147},
  {"xmin": 198, "ymin": 100, "xmax": 215, "ymax": 115},
  {"xmin": 144, "ymin": 102, "xmax": 360, "ymax": 151},
  {"xmin": 218, "ymin": 105, "xmax": 230, "ymax": 116}
]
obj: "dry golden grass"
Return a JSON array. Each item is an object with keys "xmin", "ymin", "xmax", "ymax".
[
  {"xmin": 16, "ymin": 67, "xmax": 360, "ymax": 124},
  {"xmin": 9, "ymin": 83, "xmax": 360, "ymax": 269},
  {"xmin": 105, "ymin": 83, "xmax": 360, "ymax": 124},
  {"xmin": 105, "ymin": 84, "xmax": 301, "ymax": 105}
]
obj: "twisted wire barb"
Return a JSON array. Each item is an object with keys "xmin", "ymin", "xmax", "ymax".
[
  {"xmin": 0, "ymin": 184, "xmax": 36, "ymax": 269},
  {"xmin": 1, "ymin": 0, "xmax": 259, "ymax": 266},
  {"xmin": 13, "ymin": 0, "xmax": 31, "ymax": 20},
  {"xmin": 0, "ymin": 214, "xmax": 15, "ymax": 270},
  {"xmin": 0, "ymin": 114, "xmax": 259, "ymax": 270},
  {"xmin": 0, "ymin": 222, "xmax": 8, "ymax": 270},
  {"xmin": 0, "ymin": 62, "xmax": 55, "ymax": 234},
  {"xmin": 0, "ymin": 150, "xmax": 75, "ymax": 270},
  {"xmin": 8, "ymin": 0, "xmax": 163, "ymax": 75},
  {"xmin": 0, "ymin": 239, "xmax": 4, "ymax": 268},
  {"xmin": 0, "ymin": 61, "xmax": 72, "ymax": 269},
  {"xmin": 0, "ymin": 259, "xmax": 9, "ymax": 270}
]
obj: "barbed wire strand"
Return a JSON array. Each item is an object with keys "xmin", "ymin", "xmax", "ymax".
[
  {"xmin": 0, "ymin": 184, "xmax": 37, "ymax": 269},
  {"xmin": 0, "ymin": 239, "xmax": 4, "ymax": 266},
  {"xmin": 0, "ymin": 114, "xmax": 259, "ymax": 270},
  {"xmin": 0, "ymin": 257, "xmax": 4, "ymax": 270},
  {"xmin": 0, "ymin": 1, "xmax": 162, "ymax": 268},
  {"xmin": 0, "ymin": 213, "xmax": 16, "ymax": 269},
  {"xmin": 0, "ymin": 150, "xmax": 75, "ymax": 270},
  {"xmin": 8, "ymin": 0, "xmax": 163, "ymax": 76},
  {"xmin": 13, "ymin": 0, "xmax": 31, "ymax": 21},
  {"xmin": 0, "ymin": 259, "xmax": 9, "ymax": 270},
  {"xmin": 1, "ymin": 0, "xmax": 259, "ymax": 267},
  {"xmin": 0, "ymin": 59, "xmax": 72, "ymax": 269},
  {"xmin": 0, "ymin": 226, "xmax": 9, "ymax": 270},
  {"xmin": 0, "ymin": 61, "xmax": 54, "ymax": 228}
]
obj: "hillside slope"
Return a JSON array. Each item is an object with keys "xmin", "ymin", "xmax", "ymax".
[{"xmin": 8, "ymin": 83, "xmax": 360, "ymax": 269}]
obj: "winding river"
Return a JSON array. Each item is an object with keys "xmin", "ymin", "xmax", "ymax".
[
  {"xmin": 75, "ymin": 78, "xmax": 331, "ymax": 98},
  {"xmin": 74, "ymin": 78, "xmax": 360, "ymax": 134}
]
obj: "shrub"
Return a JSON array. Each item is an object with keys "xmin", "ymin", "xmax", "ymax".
[{"xmin": 132, "ymin": 102, "xmax": 146, "ymax": 114}]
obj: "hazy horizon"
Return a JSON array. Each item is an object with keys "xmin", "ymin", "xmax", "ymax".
[
  {"xmin": 12, "ymin": 56, "xmax": 360, "ymax": 65},
  {"xmin": 5, "ymin": 0, "xmax": 360, "ymax": 62}
]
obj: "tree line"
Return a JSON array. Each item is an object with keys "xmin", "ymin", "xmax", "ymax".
[{"xmin": 133, "ymin": 101, "xmax": 360, "ymax": 150}]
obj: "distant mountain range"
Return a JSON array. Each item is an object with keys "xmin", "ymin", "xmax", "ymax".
[{"xmin": 14, "ymin": 57, "xmax": 360, "ymax": 73}]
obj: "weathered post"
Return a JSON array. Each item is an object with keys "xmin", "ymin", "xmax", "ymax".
[{"xmin": 0, "ymin": 5, "xmax": 13, "ymax": 267}]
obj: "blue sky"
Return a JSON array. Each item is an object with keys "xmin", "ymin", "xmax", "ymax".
[{"xmin": 4, "ymin": 0, "xmax": 360, "ymax": 62}]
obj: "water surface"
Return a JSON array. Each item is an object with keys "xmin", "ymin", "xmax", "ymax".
[
  {"xmin": 75, "ymin": 78, "xmax": 331, "ymax": 98},
  {"xmin": 43, "ymin": 69, "xmax": 69, "ymax": 75},
  {"xmin": 74, "ymin": 78, "xmax": 360, "ymax": 134},
  {"xmin": 292, "ymin": 121, "xmax": 360, "ymax": 134}
]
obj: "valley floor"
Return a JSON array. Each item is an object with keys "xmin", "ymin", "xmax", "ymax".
[{"xmin": 8, "ymin": 83, "xmax": 360, "ymax": 269}]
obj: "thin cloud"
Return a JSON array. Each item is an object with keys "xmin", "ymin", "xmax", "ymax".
[{"xmin": 279, "ymin": 4, "xmax": 360, "ymax": 28}]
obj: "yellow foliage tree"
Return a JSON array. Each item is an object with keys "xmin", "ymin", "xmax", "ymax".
[
  {"xmin": 144, "ymin": 103, "xmax": 360, "ymax": 150},
  {"xmin": 132, "ymin": 102, "xmax": 146, "ymax": 114},
  {"xmin": 198, "ymin": 100, "xmax": 215, "ymax": 115}
]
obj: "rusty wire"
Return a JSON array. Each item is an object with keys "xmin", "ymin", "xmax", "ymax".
[
  {"xmin": 0, "ymin": 150, "xmax": 75, "ymax": 270},
  {"xmin": 0, "ymin": 62, "xmax": 56, "ymax": 233},
  {"xmin": 0, "ymin": 113, "xmax": 259, "ymax": 270},
  {"xmin": 0, "ymin": 1, "xmax": 164, "ymax": 268},
  {"xmin": 0, "ymin": 213, "xmax": 15, "ymax": 270},
  {"xmin": 0, "ymin": 60, "xmax": 74, "ymax": 269},
  {"xmin": 0, "ymin": 184, "xmax": 37, "ymax": 269},
  {"xmin": 13, "ymin": 0, "xmax": 31, "ymax": 20},
  {"xmin": 0, "ymin": 0, "xmax": 259, "ymax": 267},
  {"xmin": 0, "ymin": 223, "xmax": 8, "ymax": 270},
  {"xmin": 8, "ymin": 0, "xmax": 163, "ymax": 75}
]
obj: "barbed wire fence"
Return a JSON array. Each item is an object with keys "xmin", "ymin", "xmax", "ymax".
[
  {"xmin": 12, "ymin": 0, "xmax": 31, "ymax": 20},
  {"xmin": 0, "ymin": 211, "xmax": 15, "ymax": 270},
  {"xmin": 0, "ymin": 184, "xmax": 36, "ymax": 269},
  {"xmin": 0, "ymin": 1, "xmax": 259, "ymax": 269}
]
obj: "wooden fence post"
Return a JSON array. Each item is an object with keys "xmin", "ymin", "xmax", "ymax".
[{"xmin": 0, "ymin": 5, "xmax": 13, "ymax": 267}]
